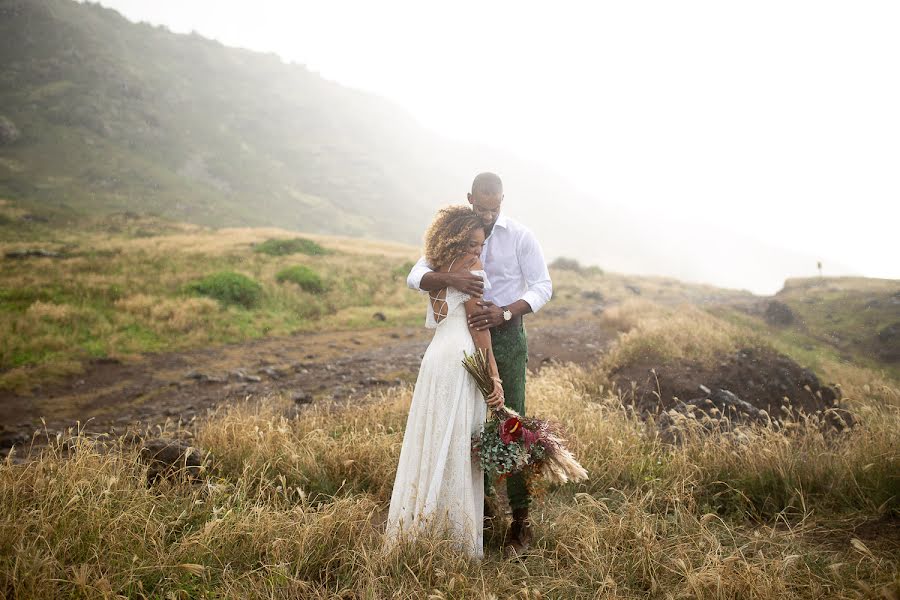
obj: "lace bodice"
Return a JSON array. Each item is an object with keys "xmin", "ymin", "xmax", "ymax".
[{"xmin": 425, "ymin": 269, "xmax": 490, "ymax": 329}]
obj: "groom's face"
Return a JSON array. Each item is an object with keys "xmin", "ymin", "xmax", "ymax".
[{"xmin": 467, "ymin": 187, "xmax": 503, "ymax": 229}]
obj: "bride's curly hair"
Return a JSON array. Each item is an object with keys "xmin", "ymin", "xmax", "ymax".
[{"xmin": 424, "ymin": 205, "xmax": 484, "ymax": 270}]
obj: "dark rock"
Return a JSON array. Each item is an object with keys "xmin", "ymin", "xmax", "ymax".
[
  {"xmin": 819, "ymin": 384, "xmax": 841, "ymax": 405},
  {"xmin": 580, "ymin": 290, "xmax": 605, "ymax": 302},
  {"xmin": 292, "ymin": 391, "xmax": 313, "ymax": 405},
  {"xmin": 706, "ymin": 389, "xmax": 764, "ymax": 422},
  {"xmin": 5, "ymin": 248, "xmax": 64, "ymax": 259},
  {"xmin": 822, "ymin": 407, "xmax": 856, "ymax": 432},
  {"xmin": 185, "ymin": 370, "xmax": 206, "ymax": 380},
  {"xmin": 798, "ymin": 368, "xmax": 820, "ymax": 389},
  {"xmin": 0, "ymin": 431, "xmax": 28, "ymax": 450},
  {"xmin": 258, "ymin": 366, "xmax": 280, "ymax": 378},
  {"xmin": 764, "ymin": 300, "xmax": 795, "ymax": 326},
  {"xmin": 230, "ymin": 370, "xmax": 261, "ymax": 383},
  {"xmin": 138, "ymin": 438, "xmax": 207, "ymax": 482},
  {"xmin": 625, "ymin": 285, "xmax": 641, "ymax": 296},
  {"xmin": 372, "ymin": 312, "xmax": 387, "ymax": 321},
  {"xmin": 877, "ymin": 323, "xmax": 900, "ymax": 361},
  {"xmin": 90, "ymin": 356, "xmax": 122, "ymax": 365}
]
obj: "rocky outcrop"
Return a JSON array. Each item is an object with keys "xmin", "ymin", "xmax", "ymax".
[{"xmin": 764, "ymin": 300, "xmax": 795, "ymax": 326}]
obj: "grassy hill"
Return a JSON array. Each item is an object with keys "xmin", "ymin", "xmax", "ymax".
[
  {"xmin": 0, "ymin": 0, "xmax": 600, "ymax": 250},
  {"xmin": 1, "ymin": 0, "xmax": 850, "ymax": 294},
  {"xmin": 700, "ymin": 277, "xmax": 900, "ymax": 382}
]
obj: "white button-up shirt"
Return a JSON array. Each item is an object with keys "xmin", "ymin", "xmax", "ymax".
[{"xmin": 407, "ymin": 213, "xmax": 553, "ymax": 313}]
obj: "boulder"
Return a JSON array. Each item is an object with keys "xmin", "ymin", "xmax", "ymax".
[
  {"xmin": 292, "ymin": 391, "xmax": 313, "ymax": 405},
  {"xmin": 138, "ymin": 438, "xmax": 206, "ymax": 482},
  {"xmin": 0, "ymin": 115, "xmax": 19, "ymax": 145},
  {"xmin": 764, "ymin": 300, "xmax": 795, "ymax": 326}
]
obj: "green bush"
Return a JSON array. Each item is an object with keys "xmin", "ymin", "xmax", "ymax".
[
  {"xmin": 391, "ymin": 260, "xmax": 416, "ymax": 280},
  {"xmin": 187, "ymin": 271, "xmax": 263, "ymax": 308},
  {"xmin": 254, "ymin": 237, "xmax": 327, "ymax": 256},
  {"xmin": 276, "ymin": 265, "xmax": 326, "ymax": 293}
]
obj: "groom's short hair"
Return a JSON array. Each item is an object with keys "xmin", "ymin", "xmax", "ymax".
[{"xmin": 471, "ymin": 172, "xmax": 503, "ymax": 195}]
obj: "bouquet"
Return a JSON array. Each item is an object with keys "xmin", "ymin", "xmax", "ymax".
[{"xmin": 462, "ymin": 349, "xmax": 588, "ymax": 486}]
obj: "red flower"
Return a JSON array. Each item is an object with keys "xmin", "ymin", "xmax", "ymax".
[{"xmin": 500, "ymin": 417, "xmax": 524, "ymax": 444}]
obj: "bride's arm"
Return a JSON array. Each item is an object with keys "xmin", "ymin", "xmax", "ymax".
[{"xmin": 461, "ymin": 259, "xmax": 503, "ymax": 408}]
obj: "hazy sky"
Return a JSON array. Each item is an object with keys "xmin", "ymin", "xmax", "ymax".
[{"xmin": 96, "ymin": 1, "xmax": 899, "ymax": 288}]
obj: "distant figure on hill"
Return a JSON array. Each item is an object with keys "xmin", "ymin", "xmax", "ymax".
[{"xmin": 383, "ymin": 172, "xmax": 552, "ymax": 559}]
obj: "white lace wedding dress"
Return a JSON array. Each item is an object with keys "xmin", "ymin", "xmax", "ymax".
[{"xmin": 384, "ymin": 270, "xmax": 490, "ymax": 559}]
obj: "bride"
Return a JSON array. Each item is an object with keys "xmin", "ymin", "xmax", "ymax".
[{"xmin": 384, "ymin": 205, "xmax": 505, "ymax": 559}]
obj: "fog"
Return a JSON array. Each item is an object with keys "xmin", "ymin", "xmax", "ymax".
[{"xmin": 94, "ymin": 0, "xmax": 899, "ymax": 294}]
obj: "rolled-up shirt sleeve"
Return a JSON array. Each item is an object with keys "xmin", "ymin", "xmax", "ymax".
[
  {"xmin": 517, "ymin": 230, "xmax": 552, "ymax": 313},
  {"xmin": 407, "ymin": 256, "xmax": 433, "ymax": 292}
]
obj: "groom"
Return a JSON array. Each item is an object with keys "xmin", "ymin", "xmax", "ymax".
[{"xmin": 406, "ymin": 172, "xmax": 553, "ymax": 555}]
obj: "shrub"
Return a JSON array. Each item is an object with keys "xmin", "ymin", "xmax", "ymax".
[
  {"xmin": 391, "ymin": 260, "xmax": 416, "ymax": 280},
  {"xmin": 550, "ymin": 256, "xmax": 603, "ymax": 275},
  {"xmin": 187, "ymin": 271, "xmax": 262, "ymax": 308},
  {"xmin": 276, "ymin": 265, "xmax": 326, "ymax": 294},
  {"xmin": 254, "ymin": 237, "xmax": 327, "ymax": 256}
]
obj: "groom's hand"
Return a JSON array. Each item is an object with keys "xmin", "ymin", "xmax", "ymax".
[
  {"xmin": 446, "ymin": 271, "xmax": 484, "ymax": 298},
  {"xmin": 468, "ymin": 301, "xmax": 504, "ymax": 331}
]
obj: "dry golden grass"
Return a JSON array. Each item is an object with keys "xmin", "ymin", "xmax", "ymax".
[
  {"xmin": 2, "ymin": 362, "xmax": 897, "ymax": 599},
  {"xmin": 600, "ymin": 300, "xmax": 765, "ymax": 374}
]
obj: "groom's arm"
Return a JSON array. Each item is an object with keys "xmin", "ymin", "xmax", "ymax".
[
  {"xmin": 407, "ymin": 255, "xmax": 485, "ymax": 297},
  {"xmin": 467, "ymin": 229, "xmax": 552, "ymax": 331}
]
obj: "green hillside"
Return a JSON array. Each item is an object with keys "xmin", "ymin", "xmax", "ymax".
[{"xmin": 0, "ymin": 0, "xmax": 538, "ymax": 241}]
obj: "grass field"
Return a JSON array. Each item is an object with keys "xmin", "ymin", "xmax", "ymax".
[
  {"xmin": 0, "ymin": 290, "xmax": 900, "ymax": 599},
  {"xmin": 0, "ymin": 212, "xmax": 425, "ymax": 391},
  {"xmin": 1, "ymin": 359, "xmax": 897, "ymax": 598},
  {"xmin": 2, "ymin": 211, "xmax": 899, "ymax": 597},
  {"xmin": 0, "ymin": 210, "xmax": 759, "ymax": 393}
]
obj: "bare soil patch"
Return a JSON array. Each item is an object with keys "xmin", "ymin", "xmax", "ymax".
[
  {"xmin": 0, "ymin": 307, "xmax": 614, "ymax": 454},
  {"xmin": 611, "ymin": 345, "xmax": 844, "ymax": 419}
]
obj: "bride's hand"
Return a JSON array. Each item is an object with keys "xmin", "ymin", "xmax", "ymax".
[{"xmin": 486, "ymin": 377, "xmax": 504, "ymax": 409}]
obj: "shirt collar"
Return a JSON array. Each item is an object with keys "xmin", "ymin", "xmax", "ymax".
[{"xmin": 493, "ymin": 213, "xmax": 509, "ymax": 229}]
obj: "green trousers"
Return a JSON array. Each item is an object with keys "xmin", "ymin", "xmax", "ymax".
[{"xmin": 485, "ymin": 320, "xmax": 530, "ymax": 510}]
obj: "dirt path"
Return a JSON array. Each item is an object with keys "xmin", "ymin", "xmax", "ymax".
[{"xmin": 0, "ymin": 306, "xmax": 615, "ymax": 451}]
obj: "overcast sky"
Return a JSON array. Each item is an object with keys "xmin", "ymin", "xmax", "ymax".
[{"xmin": 96, "ymin": 1, "xmax": 899, "ymax": 290}]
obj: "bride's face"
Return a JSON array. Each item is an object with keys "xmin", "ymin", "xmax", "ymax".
[{"xmin": 464, "ymin": 227, "xmax": 486, "ymax": 257}]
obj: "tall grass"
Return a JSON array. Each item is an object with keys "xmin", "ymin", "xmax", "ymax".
[{"xmin": 2, "ymin": 362, "xmax": 897, "ymax": 599}]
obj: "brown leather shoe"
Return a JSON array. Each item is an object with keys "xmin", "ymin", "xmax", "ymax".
[{"xmin": 502, "ymin": 507, "xmax": 532, "ymax": 559}]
